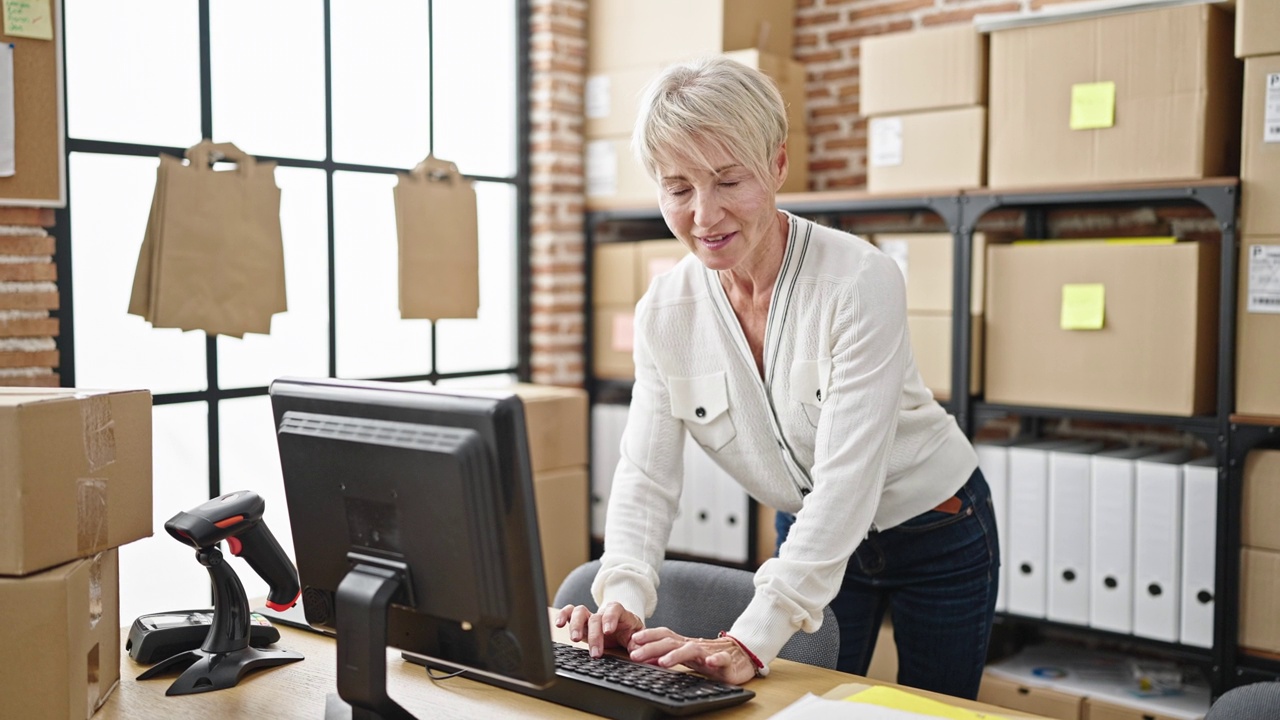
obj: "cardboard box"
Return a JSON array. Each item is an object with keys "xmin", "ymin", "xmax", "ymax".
[
  {"xmin": 592, "ymin": 304, "xmax": 637, "ymax": 380},
  {"xmin": 984, "ymin": 241, "xmax": 1218, "ymax": 416},
  {"xmin": 0, "ymin": 389, "xmax": 152, "ymax": 576},
  {"xmin": 587, "ymin": 0, "xmax": 796, "ymax": 74},
  {"xmin": 874, "ymin": 232, "xmax": 986, "ymax": 314},
  {"xmin": 1236, "ymin": 0, "xmax": 1280, "ymax": 58},
  {"xmin": 593, "ymin": 239, "xmax": 689, "ymax": 306},
  {"xmin": 988, "ymin": 4, "xmax": 1241, "ymax": 189},
  {"xmin": 0, "ymin": 550, "xmax": 120, "ymax": 720},
  {"xmin": 533, "ymin": 466, "xmax": 589, "ymax": 601},
  {"xmin": 908, "ymin": 313, "xmax": 983, "ymax": 401},
  {"xmin": 1240, "ymin": 57, "xmax": 1280, "ymax": 237},
  {"xmin": 1082, "ymin": 698, "xmax": 1185, "ymax": 720},
  {"xmin": 860, "ymin": 24, "xmax": 987, "ymax": 116},
  {"xmin": 509, "ymin": 384, "xmax": 588, "ymax": 473},
  {"xmin": 868, "ymin": 107, "xmax": 986, "ymax": 194},
  {"xmin": 587, "ymin": 131, "xmax": 810, "ymax": 208},
  {"xmin": 1244, "ymin": 450, "xmax": 1280, "ymax": 552},
  {"xmin": 978, "ymin": 673, "xmax": 1084, "ymax": 720},
  {"xmin": 586, "ymin": 49, "xmax": 806, "ymax": 139},
  {"xmin": 1237, "ymin": 237, "xmax": 1280, "ymax": 417},
  {"xmin": 1240, "ymin": 546, "xmax": 1280, "ymax": 654}
]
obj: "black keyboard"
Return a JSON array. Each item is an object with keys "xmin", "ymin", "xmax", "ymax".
[
  {"xmin": 547, "ymin": 642, "xmax": 754, "ymax": 718},
  {"xmin": 404, "ymin": 641, "xmax": 755, "ymax": 720}
]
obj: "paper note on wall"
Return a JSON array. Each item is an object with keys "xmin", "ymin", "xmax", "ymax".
[
  {"xmin": 1069, "ymin": 81, "xmax": 1116, "ymax": 130},
  {"xmin": 0, "ymin": 44, "xmax": 13, "ymax": 177},
  {"xmin": 1061, "ymin": 283, "xmax": 1105, "ymax": 330},
  {"xmin": 2, "ymin": 0, "xmax": 52, "ymax": 40}
]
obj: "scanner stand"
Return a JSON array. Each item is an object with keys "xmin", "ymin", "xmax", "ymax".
[
  {"xmin": 137, "ymin": 546, "xmax": 303, "ymax": 695},
  {"xmin": 325, "ymin": 561, "xmax": 417, "ymax": 720}
]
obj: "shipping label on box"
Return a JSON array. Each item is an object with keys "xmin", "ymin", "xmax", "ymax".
[
  {"xmin": 0, "ymin": 389, "xmax": 152, "ymax": 576},
  {"xmin": 1242, "ymin": 59, "xmax": 1280, "ymax": 236},
  {"xmin": 1237, "ymin": 237, "xmax": 1280, "ymax": 416},
  {"xmin": 1247, "ymin": 243, "xmax": 1280, "ymax": 313}
]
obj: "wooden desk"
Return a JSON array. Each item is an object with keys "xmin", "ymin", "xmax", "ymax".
[{"xmin": 97, "ymin": 618, "xmax": 1048, "ymax": 719}]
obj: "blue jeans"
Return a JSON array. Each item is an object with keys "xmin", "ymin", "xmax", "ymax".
[{"xmin": 775, "ymin": 468, "xmax": 999, "ymax": 699}]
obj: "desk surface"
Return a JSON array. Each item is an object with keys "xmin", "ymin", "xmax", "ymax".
[{"xmin": 97, "ymin": 617, "xmax": 1048, "ymax": 719}]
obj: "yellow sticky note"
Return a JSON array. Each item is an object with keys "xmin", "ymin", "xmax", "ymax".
[
  {"xmin": 843, "ymin": 685, "xmax": 1010, "ymax": 719},
  {"xmin": 1070, "ymin": 81, "xmax": 1116, "ymax": 130},
  {"xmin": 3, "ymin": 0, "xmax": 52, "ymax": 40},
  {"xmin": 1061, "ymin": 283, "xmax": 1105, "ymax": 330}
]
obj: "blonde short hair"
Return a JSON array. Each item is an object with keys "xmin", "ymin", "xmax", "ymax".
[{"xmin": 632, "ymin": 56, "xmax": 789, "ymax": 188}]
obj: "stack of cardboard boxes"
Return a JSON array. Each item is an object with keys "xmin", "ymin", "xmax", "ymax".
[
  {"xmin": 1241, "ymin": 450, "xmax": 1280, "ymax": 658},
  {"xmin": 979, "ymin": 2, "xmax": 1240, "ymax": 418},
  {"xmin": 861, "ymin": 24, "xmax": 988, "ymax": 194},
  {"xmin": 584, "ymin": 0, "xmax": 805, "ymax": 209},
  {"xmin": 507, "ymin": 384, "xmax": 591, "ymax": 601},
  {"xmin": 0, "ymin": 389, "xmax": 153, "ymax": 719},
  {"xmin": 1235, "ymin": 0, "xmax": 1280, "ymax": 419},
  {"xmin": 872, "ymin": 232, "xmax": 985, "ymax": 401},
  {"xmin": 591, "ymin": 238, "xmax": 690, "ymax": 380}
]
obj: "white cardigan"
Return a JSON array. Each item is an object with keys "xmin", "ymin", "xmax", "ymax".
[{"xmin": 592, "ymin": 212, "xmax": 978, "ymax": 670}]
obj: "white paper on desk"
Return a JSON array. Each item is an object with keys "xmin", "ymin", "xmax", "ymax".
[
  {"xmin": 0, "ymin": 44, "xmax": 14, "ymax": 177},
  {"xmin": 768, "ymin": 693, "xmax": 941, "ymax": 720}
]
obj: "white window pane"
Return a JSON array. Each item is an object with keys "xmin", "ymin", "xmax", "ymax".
[
  {"xmin": 333, "ymin": 171, "xmax": 432, "ymax": 378},
  {"xmin": 210, "ymin": 0, "xmax": 326, "ymax": 160},
  {"xmin": 330, "ymin": 0, "xmax": 430, "ymax": 168},
  {"xmin": 119, "ymin": 403, "xmax": 211, "ymax": 623},
  {"xmin": 70, "ymin": 153, "xmax": 207, "ymax": 393},
  {"xmin": 436, "ymin": 182, "xmax": 517, "ymax": 374},
  {"xmin": 433, "ymin": 1, "xmax": 517, "ymax": 177},
  {"xmin": 65, "ymin": 0, "xmax": 200, "ymax": 147},
  {"xmin": 219, "ymin": 396, "xmax": 295, "ymax": 605},
  {"xmin": 218, "ymin": 167, "xmax": 330, "ymax": 388}
]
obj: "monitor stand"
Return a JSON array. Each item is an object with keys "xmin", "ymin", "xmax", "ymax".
[{"xmin": 325, "ymin": 561, "xmax": 416, "ymax": 720}]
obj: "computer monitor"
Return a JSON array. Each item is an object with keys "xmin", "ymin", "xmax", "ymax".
[{"xmin": 269, "ymin": 376, "xmax": 556, "ymax": 719}]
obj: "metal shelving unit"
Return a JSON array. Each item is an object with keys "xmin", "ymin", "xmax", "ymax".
[{"xmin": 582, "ymin": 178, "xmax": 1274, "ymax": 698}]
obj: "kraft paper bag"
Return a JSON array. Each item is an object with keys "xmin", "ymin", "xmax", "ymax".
[
  {"xmin": 393, "ymin": 155, "xmax": 480, "ymax": 320},
  {"xmin": 128, "ymin": 141, "xmax": 287, "ymax": 337}
]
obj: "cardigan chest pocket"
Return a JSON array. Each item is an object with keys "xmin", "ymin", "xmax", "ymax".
[
  {"xmin": 669, "ymin": 372, "xmax": 737, "ymax": 451},
  {"xmin": 789, "ymin": 358, "xmax": 831, "ymax": 428}
]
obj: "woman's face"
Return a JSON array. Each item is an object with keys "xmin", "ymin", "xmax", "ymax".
[{"xmin": 655, "ymin": 140, "xmax": 787, "ymax": 277}]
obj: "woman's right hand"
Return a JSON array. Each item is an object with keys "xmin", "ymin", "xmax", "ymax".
[{"xmin": 554, "ymin": 601, "xmax": 645, "ymax": 658}]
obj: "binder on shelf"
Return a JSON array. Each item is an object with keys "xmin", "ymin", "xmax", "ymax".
[
  {"xmin": 1132, "ymin": 448, "xmax": 1193, "ymax": 642},
  {"xmin": 976, "ymin": 440, "xmax": 1016, "ymax": 613},
  {"xmin": 712, "ymin": 464, "xmax": 750, "ymax": 564},
  {"xmin": 1007, "ymin": 439, "xmax": 1096, "ymax": 618},
  {"xmin": 1180, "ymin": 456, "xmax": 1218, "ymax": 648},
  {"xmin": 589, "ymin": 404, "xmax": 628, "ymax": 538},
  {"xmin": 1047, "ymin": 442, "xmax": 1105, "ymax": 625},
  {"xmin": 682, "ymin": 437, "xmax": 720, "ymax": 556},
  {"xmin": 1089, "ymin": 446, "xmax": 1159, "ymax": 634}
]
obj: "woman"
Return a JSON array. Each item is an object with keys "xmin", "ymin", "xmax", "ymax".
[{"xmin": 556, "ymin": 56, "xmax": 998, "ymax": 699}]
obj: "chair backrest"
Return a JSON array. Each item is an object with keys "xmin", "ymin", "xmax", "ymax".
[
  {"xmin": 553, "ymin": 559, "xmax": 841, "ymax": 670},
  {"xmin": 1205, "ymin": 681, "xmax": 1280, "ymax": 720}
]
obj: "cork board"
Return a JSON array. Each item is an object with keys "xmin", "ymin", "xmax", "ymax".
[{"xmin": 0, "ymin": 0, "xmax": 65, "ymax": 207}]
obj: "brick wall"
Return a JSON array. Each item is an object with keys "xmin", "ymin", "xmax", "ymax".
[
  {"xmin": 798, "ymin": 0, "xmax": 1096, "ymax": 191},
  {"xmin": 0, "ymin": 208, "xmax": 59, "ymax": 387},
  {"xmin": 529, "ymin": 0, "xmax": 588, "ymax": 387}
]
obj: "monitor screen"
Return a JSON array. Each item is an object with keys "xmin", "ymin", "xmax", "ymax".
[{"xmin": 270, "ymin": 377, "xmax": 556, "ymax": 717}]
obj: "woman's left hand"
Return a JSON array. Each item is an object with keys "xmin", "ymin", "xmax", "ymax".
[{"xmin": 626, "ymin": 627, "xmax": 759, "ymax": 685}]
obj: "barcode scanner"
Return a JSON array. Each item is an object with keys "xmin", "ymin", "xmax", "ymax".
[
  {"xmin": 164, "ymin": 490, "xmax": 301, "ymax": 611},
  {"xmin": 137, "ymin": 490, "xmax": 304, "ymax": 696}
]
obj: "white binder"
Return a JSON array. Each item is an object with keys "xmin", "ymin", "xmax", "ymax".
[
  {"xmin": 590, "ymin": 403, "xmax": 628, "ymax": 538},
  {"xmin": 1089, "ymin": 446, "xmax": 1159, "ymax": 633},
  {"xmin": 1007, "ymin": 439, "xmax": 1095, "ymax": 617},
  {"xmin": 1046, "ymin": 442, "xmax": 1105, "ymax": 625},
  {"xmin": 682, "ymin": 436, "xmax": 720, "ymax": 557},
  {"xmin": 976, "ymin": 441, "xmax": 1015, "ymax": 613},
  {"xmin": 1133, "ymin": 449, "xmax": 1193, "ymax": 642},
  {"xmin": 1180, "ymin": 456, "xmax": 1218, "ymax": 648},
  {"xmin": 712, "ymin": 464, "xmax": 750, "ymax": 564}
]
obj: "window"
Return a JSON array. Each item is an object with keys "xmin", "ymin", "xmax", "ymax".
[{"xmin": 58, "ymin": 0, "xmax": 530, "ymax": 621}]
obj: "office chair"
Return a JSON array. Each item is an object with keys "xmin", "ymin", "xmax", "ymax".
[
  {"xmin": 553, "ymin": 559, "xmax": 841, "ymax": 670},
  {"xmin": 1205, "ymin": 680, "xmax": 1280, "ymax": 720}
]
